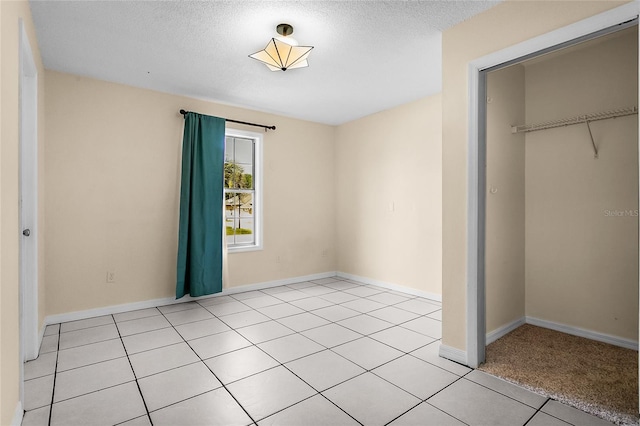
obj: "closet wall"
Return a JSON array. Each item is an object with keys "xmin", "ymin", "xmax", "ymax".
[
  {"xmin": 486, "ymin": 27, "xmax": 639, "ymax": 343},
  {"xmin": 524, "ymin": 28, "xmax": 638, "ymax": 341},
  {"xmin": 485, "ymin": 65, "xmax": 526, "ymax": 334}
]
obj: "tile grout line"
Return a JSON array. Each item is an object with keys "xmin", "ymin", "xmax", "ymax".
[
  {"xmin": 51, "ymin": 286, "xmax": 438, "ymax": 365},
  {"xmin": 246, "ymin": 280, "xmax": 423, "ymax": 315},
  {"xmin": 45, "ymin": 379, "xmax": 141, "ymax": 405},
  {"xmin": 55, "ymin": 354, "xmax": 130, "ymax": 375},
  {"xmin": 422, "ymin": 401, "xmax": 472, "ymax": 426},
  {"xmin": 422, "ymin": 373, "xmax": 469, "ymax": 402},
  {"xmin": 55, "ymin": 335, "xmax": 121, "ymax": 352},
  {"xmin": 46, "ymin": 279, "xmax": 445, "ymax": 425},
  {"xmin": 124, "ymin": 358, "xmax": 202, "ymax": 382},
  {"xmin": 462, "ymin": 373, "xmax": 549, "ymax": 410},
  {"xmin": 415, "ymin": 375, "xmax": 479, "ymax": 425},
  {"xmin": 156, "ymin": 308, "xmax": 259, "ymax": 425},
  {"xmin": 245, "ymin": 286, "xmax": 439, "ymax": 350},
  {"xmin": 268, "ymin": 339, "xmax": 440, "ymax": 426},
  {"xmin": 404, "ymin": 343, "xmax": 470, "ymax": 376},
  {"xmin": 57, "ymin": 321, "xmax": 118, "ymax": 336},
  {"xmin": 229, "ymin": 286, "xmax": 446, "ymax": 365},
  {"xmin": 382, "ymin": 400, "xmax": 424, "ymax": 426},
  {"xmin": 259, "ymin": 320, "xmax": 369, "ymax": 424},
  {"xmin": 193, "ymin": 285, "xmax": 447, "ymax": 402},
  {"xmin": 316, "ymin": 393, "xmax": 365, "ymax": 426},
  {"xmin": 169, "ymin": 283, "xmax": 403, "ymax": 423},
  {"xmin": 221, "ymin": 324, "xmax": 366, "ymax": 425},
  {"xmin": 364, "ymin": 347, "xmax": 453, "ymax": 400},
  {"xmin": 112, "ymin": 314, "xmax": 154, "ymax": 426},
  {"xmin": 522, "ymin": 397, "xmax": 552, "ymax": 426},
  {"xmin": 215, "ymin": 286, "xmax": 440, "ymax": 424},
  {"xmin": 302, "ymin": 289, "xmax": 435, "ymax": 326},
  {"xmin": 47, "ymin": 326, "xmax": 61, "ymax": 426}
]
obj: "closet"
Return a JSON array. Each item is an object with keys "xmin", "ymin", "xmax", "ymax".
[
  {"xmin": 485, "ymin": 25, "xmax": 638, "ymax": 346},
  {"xmin": 483, "ymin": 25, "xmax": 639, "ymax": 420}
]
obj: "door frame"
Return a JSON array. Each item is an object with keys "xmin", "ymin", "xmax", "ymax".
[
  {"xmin": 19, "ymin": 17, "xmax": 39, "ymax": 371},
  {"xmin": 465, "ymin": 2, "xmax": 640, "ymax": 370}
]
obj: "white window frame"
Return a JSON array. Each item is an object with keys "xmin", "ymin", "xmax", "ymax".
[{"xmin": 225, "ymin": 128, "xmax": 263, "ymax": 252}]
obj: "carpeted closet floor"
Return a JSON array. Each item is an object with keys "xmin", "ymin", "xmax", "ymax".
[{"xmin": 479, "ymin": 324, "xmax": 638, "ymax": 426}]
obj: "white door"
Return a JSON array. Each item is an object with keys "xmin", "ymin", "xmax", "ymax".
[{"xmin": 19, "ymin": 19, "xmax": 39, "ymax": 367}]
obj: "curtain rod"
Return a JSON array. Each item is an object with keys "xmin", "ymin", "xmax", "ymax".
[{"xmin": 179, "ymin": 109, "xmax": 276, "ymax": 131}]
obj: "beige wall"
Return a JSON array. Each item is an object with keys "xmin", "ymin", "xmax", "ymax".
[
  {"xmin": 335, "ymin": 95, "xmax": 442, "ymax": 296},
  {"xmin": 45, "ymin": 71, "xmax": 335, "ymax": 316},
  {"xmin": 1, "ymin": 1, "xmax": 46, "ymax": 424},
  {"xmin": 524, "ymin": 29, "xmax": 638, "ymax": 340},
  {"xmin": 442, "ymin": 1, "xmax": 627, "ymax": 351},
  {"xmin": 485, "ymin": 66, "xmax": 526, "ymax": 334}
]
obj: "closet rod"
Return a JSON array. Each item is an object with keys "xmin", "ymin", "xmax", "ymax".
[{"xmin": 511, "ymin": 106, "xmax": 637, "ymax": 134}]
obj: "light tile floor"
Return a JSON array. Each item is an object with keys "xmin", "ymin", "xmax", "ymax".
[{"xmin": 22, "ymin": 277, "xmax": 614, "ymax": 426}]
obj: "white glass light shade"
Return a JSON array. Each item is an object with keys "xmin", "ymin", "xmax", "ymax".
[
  {"xmin": 275, "ymin": 36, "xmax": 298, "ymax": 46},
  {"xmin": 249, "ymin": 38, "xmax": 313, "ymax": 71}
]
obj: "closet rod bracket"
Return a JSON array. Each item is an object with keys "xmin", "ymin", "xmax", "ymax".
[{"xmin": 585, "ymin": 120, "xmax": 598, "ymax": 159}]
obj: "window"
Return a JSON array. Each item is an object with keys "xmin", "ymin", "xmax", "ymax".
[{"xmin": 224, "ymin": 129, "xmax": 262, "ymax": 251}]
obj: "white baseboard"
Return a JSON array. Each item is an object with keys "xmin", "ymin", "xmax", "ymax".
[
  {"xmin": 526, "ymin": 316, "xmax": 638, "ymax": 350},
  {"xmin": 439, "ymin": 344, "xmax": 468, "ymax": 366},
  {"xmin": 11, "ymin": 402, "xmax": 23, "ymax": 426},
  {"xmin": 485, "ymin": 315, "xmax": 639, "ymax": 350},
  {"xmin": 486, "ymin": 317, "xmax": 526, "ymax": 345},
  {"xmin": 44, "ymin": 271, "xmax": 338, "ymax": 326},
  {"xmin": 336, "ymin": 271, "xmax": 442, "ymax": 303}
]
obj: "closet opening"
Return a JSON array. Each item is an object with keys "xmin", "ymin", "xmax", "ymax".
[{"xmin": 479, "ymin": 22, "xmax": 638, "ymax": 424}]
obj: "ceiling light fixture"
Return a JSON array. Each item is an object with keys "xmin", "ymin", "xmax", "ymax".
[{"xmin": 249, "ymin": 23, "xmax": 313, "ymax": 71}]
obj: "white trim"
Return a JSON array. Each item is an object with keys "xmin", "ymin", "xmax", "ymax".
[
  {"xmin": 225, "ymin": 127, "xmax": 263, "ymax": 252},
  {"xmin": 526, "ymin": 316, "xmax": 639, "ymax": 351},
  {"xmin": 454, "ymin": 313, "xmax": 638, "ymax": 365},
  {"xmin": 466, "ymin": 2, "xmax": 640, "ymax": 371},
  {"xmin": 336, "ymin": 271, "xmax": 442, "ymax": 303},
  {"xmin": 472, "ymin": 3, "xmax": 640, "ymax": 72},
  {"xmin": 18, "ymin": 19, "xmax": 39, "ymax": 363},
  {"xmin": 439, "ymin": 344, "xmax": 468, "ymax": 366},
  {"xmin": 486, "ymin": 317, "xmax": 526, "ymax": 345},
  {"xmin": 44, "ymin": 271, "xmax": 337, "ymax": 325},
  {"xmin": 484, "ymin": 316, "xmax": 639, "ymax": 349},
  {"xmin": 467, "ymin": 58, "xmax": 483, "ymax": 368},
  {"xmin": 11, "ymin": 402, "xmax": 23, "ymax": 426}
]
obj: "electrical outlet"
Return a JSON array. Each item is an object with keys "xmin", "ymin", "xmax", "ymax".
[
  {"xmin": 106, "ymin": 270, "xmax": 115, "ymax": 283},
  {"xmin": 321, "ymin": 249, "xmax": 328, "ymax": 258}
]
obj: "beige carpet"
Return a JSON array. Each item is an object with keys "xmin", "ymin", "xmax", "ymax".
[{"xmin": 478, "ymin": 324, "xmax": 638, "ymax": 425}]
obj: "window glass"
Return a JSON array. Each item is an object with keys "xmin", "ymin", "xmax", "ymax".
[{"xmin": 224, "ymin": 134, "xmax": 258, "ymax": 248}]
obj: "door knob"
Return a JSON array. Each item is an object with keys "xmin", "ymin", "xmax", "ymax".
[{"xmin": 23, "ymin": 229, "xmax": 30, "ymax": 237}]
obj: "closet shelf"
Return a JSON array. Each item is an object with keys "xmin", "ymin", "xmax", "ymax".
[
  {"xmin": 511, "ymin": 106, "xmax": 638, "ymax": 159},
  {"xmin": 511, "ymin": 106, "xmax": 638, "ymax": 134}
]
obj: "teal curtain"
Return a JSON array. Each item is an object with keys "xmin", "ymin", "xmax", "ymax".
[{"xmin": 176, "ymin": 112, "xmax": 225, "ymax": 299}]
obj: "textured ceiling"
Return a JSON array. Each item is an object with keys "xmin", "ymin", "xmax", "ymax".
[{"xmin": 30, "ymin": 1, "xmax": 498, "ymax": 125}]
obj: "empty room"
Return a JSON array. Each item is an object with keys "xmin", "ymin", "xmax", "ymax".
[{"xmin": 1, "ymin": 1, "xmax": 639, "ymax": 426}]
